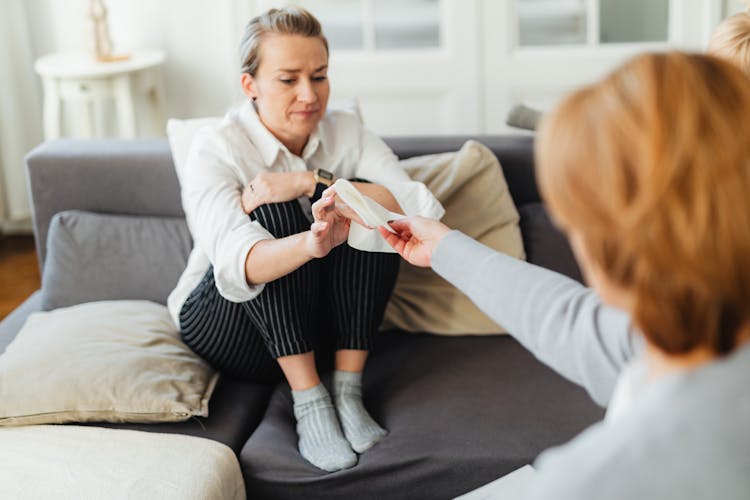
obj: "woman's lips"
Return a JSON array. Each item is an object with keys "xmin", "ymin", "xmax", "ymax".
[{"xmin": 292, "ymin": 109, "xmax": 319, "ymax": 119}]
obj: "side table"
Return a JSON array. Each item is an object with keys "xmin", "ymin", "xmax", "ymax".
[{"xmin": 34, "ymin": 49, "xmax": 167, "ymax": 139}]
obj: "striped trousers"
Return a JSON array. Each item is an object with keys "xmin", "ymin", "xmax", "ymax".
[{"xmin": 179, "ymin": 200, "xmax": 400, "ymax": 383}]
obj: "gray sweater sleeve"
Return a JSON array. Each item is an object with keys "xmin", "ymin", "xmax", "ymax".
[{"xmin": 432, "ymin": 231, "xmax": 639, "ymax": 406}]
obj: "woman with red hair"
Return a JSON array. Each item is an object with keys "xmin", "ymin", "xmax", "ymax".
[{"xmin": 375, "ymin": 52, "xmax": 750, "ymax": 498}]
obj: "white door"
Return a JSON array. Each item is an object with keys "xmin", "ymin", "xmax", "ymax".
[
  {"xmin": 236, "ymin": 0, "xmax": 727, "ymax": 136},
  {"xmin": 241, "ymin": 0, "xmax": 481, "ymax": 136},
  {"xmin": 482, "ymin": 0, "xmax": 725, "ymax": 134}
]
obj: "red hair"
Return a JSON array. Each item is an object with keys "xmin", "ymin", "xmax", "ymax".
[{"xmin": 537, "ymin": 52, "xmax": 750, "ymax": 355}]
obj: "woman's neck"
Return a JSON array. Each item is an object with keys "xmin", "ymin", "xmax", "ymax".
[
  {"xmin": 255, "ymin": 111, "xmax": 308, "ymax": 157},
  {"xmin": 644, "ymin": 344, "xmax": 715, "ymax": 383},
  {"xmin": 279, "ymin": 134, "xmax": 307, "ymax": 157},
  {"xmin": 644, "ymin": 324, "xmax": 750, "ymax": 383}
]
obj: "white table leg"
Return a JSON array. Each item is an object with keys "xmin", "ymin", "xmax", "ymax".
[
  {"xmin": 91, "ymin": 94, "xmax": 105, "ymax": 137},
  {"xmin": 42, "ymin": 77, "xmax": 62, "ymax": 140},
  {"xmin": 112, "ymin": 74, "xmax": 136, "ymax": 138},
  {"xmin": 79, "ymin": 99, "xmax": 94, "ymax": 138},
  {"xmin": 150, "ymin": 66, "xmax": 167, "ymax": 136}
]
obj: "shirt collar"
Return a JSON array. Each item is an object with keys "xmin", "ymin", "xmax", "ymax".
[
  {"xmin": 238, "ymin": 100, "xmax": 323, "ymax": 165},
  {"xmin": 302, "ymin": 127, "xmax": 322, "ymax": 161},
  {"xmin": 238, "ymin": 101, "xmax": 281, "ymax": 166}
]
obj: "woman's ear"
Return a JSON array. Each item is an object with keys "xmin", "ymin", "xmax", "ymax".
[{"xmin": 240, "ymin": 73, "xmax": 257, "ymax": 101}]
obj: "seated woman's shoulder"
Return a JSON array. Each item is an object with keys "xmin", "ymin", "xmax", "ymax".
[
  {"xmin": 320, "ymin": 107, "xmax": 364, "ymax": 140},
  {"xmin": 328, "ymin": 106, "xmax": 360, "ymax": 120},
  {"xmin": 195, "ymin": 111, "xmax": 247, "ymax": 147}
]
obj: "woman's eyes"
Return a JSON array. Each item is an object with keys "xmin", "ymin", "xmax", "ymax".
[{"xmin": 279, "ymin": 76, "xmax": 327, "ymax": 85}]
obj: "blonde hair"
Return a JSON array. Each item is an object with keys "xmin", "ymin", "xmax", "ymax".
[
  {"xmin": 536, "ymin": 52, "xmax": 750, "ymax": 355},
  {"xmin": 239, "ymin": 6, "xmax": 329, "ymax": 76},
  {"xmin": 708, "ymin": 11, "xmax": 750, "ymax": 76}
]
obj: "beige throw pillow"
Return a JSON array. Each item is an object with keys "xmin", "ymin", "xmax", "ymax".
[
  {"xmin": 381, "ymin": 140, "xmax": 525, "ymax": 335},
  {"xmin": 0, "ymin": 300, "xmax": 219, "ymax": 426}
]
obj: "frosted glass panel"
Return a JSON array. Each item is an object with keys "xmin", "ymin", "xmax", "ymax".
[
  {"xmin": 301, "ymin": 0, "xmax": 440, "ymax": 51},
  {"xmin": 518, "ymin": 0, "xmax": 586, "ymax": 46},
  {"xmin": 304, "ymin": 0, "xmax": 364, "ymax": 50},
  {"xmin": 374, "ymin": 0, "xmax": 440, "ymax": 49},
  {"xmin": 599, "ymin": 0, "xmax": 668, "ymax": 43}
]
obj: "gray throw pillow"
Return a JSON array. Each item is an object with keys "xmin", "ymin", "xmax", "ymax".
[
  {"xmin": 518, "ymin": 203, "xmax": 583, "ymax": 283},
  {"xmin": 41, "ymin": 210, "xmax": 192, "ymax": 310}
]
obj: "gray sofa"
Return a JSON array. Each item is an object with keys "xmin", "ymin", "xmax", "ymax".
[{"xmin": 0, "ymin": 135, "xmax": 602, "ymax": 499}]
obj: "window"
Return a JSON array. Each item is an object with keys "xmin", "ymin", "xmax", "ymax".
[
  {"xmin": 297, "ymin": 0, "xmax": 441, "ymax": 51},
  {"xmin": 518, "ymin": 0, "xmax": 669, "ymax": 47}
]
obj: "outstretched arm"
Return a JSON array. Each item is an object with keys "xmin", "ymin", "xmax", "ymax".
[{"xmin": 379, "ymin": 218, "xmax": 638, "ymax": 406}]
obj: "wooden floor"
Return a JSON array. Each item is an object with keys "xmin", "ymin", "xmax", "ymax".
[{"xmin": 0, "ymin": 235, "xmax": 40, "ymax": 320}]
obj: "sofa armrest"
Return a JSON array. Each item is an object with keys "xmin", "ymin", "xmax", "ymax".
[
  {"xmin": 25, "ymin": 139, "xmax": 182, "ymax": 273},
  {"xmin": 0, "ymin": 291, "xmax": 43, "ymax": 355}
]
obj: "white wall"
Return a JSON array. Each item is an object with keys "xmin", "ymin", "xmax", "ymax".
[
  {"xmin": 26, "ymin": 0, "xmax": 252, "ymax": 124},
  {"xmin": 21, "ymin": 0, "xmax": 734, "ymax": 137},
  {"xmin": 1, "ymin": 0, "xmax": 730, "ymax": 233},
  {"xmin": 725, "ymin": 0, "xmax": 750, "ymax": 14},
  {"xmin": 0, "ymin": 0, "xmax": 43, "ymax": 232}
]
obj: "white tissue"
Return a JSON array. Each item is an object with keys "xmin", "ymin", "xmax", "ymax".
[{"xmin": 332, "ymin": 179, "xmax": 404, "ymax": 253}]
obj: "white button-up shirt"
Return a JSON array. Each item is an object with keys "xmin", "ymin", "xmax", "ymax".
[{"xmin": 167, "ymin": 101, "xmax": 444, "ymax": 327}]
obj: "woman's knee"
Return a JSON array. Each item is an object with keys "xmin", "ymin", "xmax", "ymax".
[
  {"xmin": 249, "ymin": 200, "xmax": 309, "ymax": 238},
  {"xmin": 327, "ymin": 245, "xmax": 400, "ymax": 299},
  {"xmin": 333, "ymin": 243, "xmax": 400, "ymax": 273}
]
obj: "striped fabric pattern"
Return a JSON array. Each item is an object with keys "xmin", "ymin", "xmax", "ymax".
[{"xmin": 179, "ymin": 200, "xmax": 399, "ymax": 382}]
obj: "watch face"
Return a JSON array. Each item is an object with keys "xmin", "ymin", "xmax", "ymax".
[{"xmin": 318, "ymin": 169, "xmax": 334, "ymax": 181}]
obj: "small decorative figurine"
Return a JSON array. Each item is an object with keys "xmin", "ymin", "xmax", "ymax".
[{"xmin": 89, "ymin": 0, "xmax": 129, "ymax": 62}]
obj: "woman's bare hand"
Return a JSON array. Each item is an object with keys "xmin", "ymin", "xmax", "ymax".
[
  {"xmin": 242, "ymin": 171, "xmax": 314, "ymax": 214},
  {"xmin": 320, "ymin": 186, "xmax": 370, "ymax": 227},
  {"xmin": 307, "ymin": 195, "xmax": 351, "ymax": 257},
  {"xmin": 377, "ymin": 217, "xmax": 451, "ymax": 267}
]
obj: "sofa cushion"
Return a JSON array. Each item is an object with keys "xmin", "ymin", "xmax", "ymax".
[
  {"xmin": 240, "ymin": 333, "xmax": 604, "ymax": 499},
  {"xmin": 41, "ymin": 210, "xmax": 192, "ymax": 310},
  {"xmin": 518, "ymin": 203, "xmax": 583, "ymax": 283},
  {"xmin": 0, "ymin": 291, "xmax": 42, "ymax": 355},
  {"xmin": 0, "ymin": 300, "xmax": 218, "ymax": 426},
  {"xmin": 0, "ymin": 424, "xmax": 245, "ymax": 500},
  {"xmin": 382, "ymin": 140, "xmax": 525, "ymax": 335},
  {"xmin": 91, "ymin": 375, "xmax": 273, "ymax": 454}
]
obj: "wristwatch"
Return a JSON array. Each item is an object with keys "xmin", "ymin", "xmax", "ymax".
[{"xmin": 311, "ymin": 168, "xmax": 334, "ymax": 202}]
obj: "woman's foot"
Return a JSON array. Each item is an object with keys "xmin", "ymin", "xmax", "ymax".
[
  {"xmin": 333, "ymin": 370, "xmax": 388, "ymax": 453},
  {"xmin": 292, "ymin": 383, "xmax": 357, "ymax": 472}
]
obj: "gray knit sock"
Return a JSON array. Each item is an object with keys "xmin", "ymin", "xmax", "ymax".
[
  {"xmin": 333, "ymin": 370, "xmax": 388, "ymax": 453},
  {"xmin": 292, "ymin": 383, "xmax": 357, "ymax": 472}
]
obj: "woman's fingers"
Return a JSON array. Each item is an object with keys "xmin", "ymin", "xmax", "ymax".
[
  {"xmin": 311, "ymin": 220, "xmax": 328, "ymax": 237},
  {"xmin": 321, "ymin": 186, "xmax": 337, "ymax": 199},
  {"xmin": 334, "ymin": 199, "xmax": 368, "ymax": 226},
  {"xmin": 386, "ymin": 219, "xmax": 410, "ymax": 233},
  {"xmin": 378, "ymin": 226, "xmax": 408, "ymax": 253},
  {"xmin": 311, "ymin": 196, "xmax": 335, "ymax": 221}
]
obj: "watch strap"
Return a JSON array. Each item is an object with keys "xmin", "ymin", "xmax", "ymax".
[
  {"xmin": 311, "ymin": 168, "xmax": 334, "ymax": 203},
  {"xmin": 311, "ymin": 182, "xmax": 328, "ymax": 203}
]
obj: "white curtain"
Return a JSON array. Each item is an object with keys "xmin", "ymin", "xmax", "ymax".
[{"xmin": 0, "ymin": 0, "xmax": 43, "ymax": 232}]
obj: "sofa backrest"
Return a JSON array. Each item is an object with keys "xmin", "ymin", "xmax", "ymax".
[
  {"xmin": 26, "ymin": 135, "xmax": 581, "ymax": 286},
  {"xmin": 25, "ymin": 135, "xmax": 537, "ymax": 272},
  {"xmin": 26, "ymin": 139, "xmax": 180, "ymax": 272}
]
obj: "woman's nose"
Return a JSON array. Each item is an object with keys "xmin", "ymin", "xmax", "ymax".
[{"xmin": 297, "ymin": 79, "xmax": 317, "ymax": 103}]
